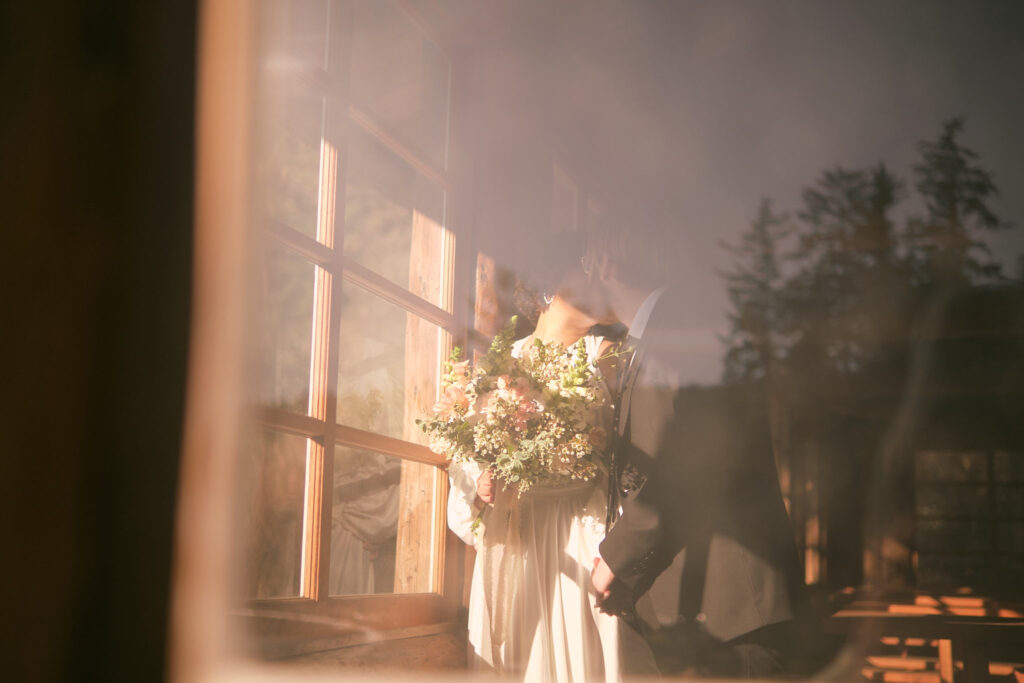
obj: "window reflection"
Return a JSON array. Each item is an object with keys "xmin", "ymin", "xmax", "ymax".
[
  {"xmin": 343, "ymin": 126, "xmax": 446, "ymax": 303},
  {"xmin": 336, "ymin": 284, "xmax": 444, "ymax": 442},
  {"xmin": 329, "ymin": 446, "xmax": 403, "ymax": 596},
  {"xmin": 239, "ymin": 430, "xmax": 308, "ymax": 599},
  {"xmin": 350, "ymin": 0, "xmax": 450, "ymax": 169},
  {"xmin": 257, "ymin": 249, "xmax": 315, "ymax": 413},
  {"xmin": 263, "ymin": 0, "xmax": 329, "ymax": 72},
  {"xmin": 915, "ymin": 450, "xmax": 1024, "ymax": 592},
  {"xmin": 259, "ymin": 0, "xmax": 327, "ymax": 237},
  {"xmin": 260, "ymin": 101, "xmax": 322, "ymax": 238}
]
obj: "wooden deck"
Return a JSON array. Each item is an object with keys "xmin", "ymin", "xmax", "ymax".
[{"xmin": 826, "ymin": 590, "xmax": 1024, "ymax": 683}]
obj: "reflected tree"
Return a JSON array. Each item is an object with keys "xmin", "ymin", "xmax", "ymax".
[
  {"xmin": 720, "ymin": 198, "xmax": 791, "ymax": 383},
  {"xmin": 909, "ymin": 117, "xmax": 1010, "ymax": 288},
  {"xmin": 719, "ymin": 118, "xmax": 1019, "ymax": 592},
  {"xmin": 786, "ymin": 163, "xmax": 908, "ymax": 378}
]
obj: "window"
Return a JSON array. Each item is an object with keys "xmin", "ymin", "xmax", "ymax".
[
  {"xmin": 236, "ymin": 0, "xmax": 466, "ymax": 647},
  {"xmin": 914, "ymin": 450, "xmax": 1024, "ymax": 592}
]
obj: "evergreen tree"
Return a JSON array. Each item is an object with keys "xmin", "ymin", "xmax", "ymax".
[
  {"xmin": 785, "ymin": 165, "xmax": 906, "ymax": 375},
  {"xmin": 720, "ymin": 198, "xmax": 790, "ymax": 382},
  {"xmin": 790, "ymin": 166, "xmax": 873, "ymax": 374},
  {"xmin": 910, "ymin": 117, "xmax": 1009, "ymax": 286}
]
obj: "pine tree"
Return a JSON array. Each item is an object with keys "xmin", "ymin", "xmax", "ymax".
[
  {"xmin": 910, "ymin": 117, "xmax": 1009, "ymax": 287},
  {"xmin": 785, "ymin": 164, "xmax": 907, "ymax": 375},
  {"xmin": 720, "ymin": 198, "xmax": 790, "ymax": 382}
]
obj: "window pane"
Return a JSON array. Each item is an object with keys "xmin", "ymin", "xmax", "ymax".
[
  {"xmin": 997, "ymin": 521, "xmax": 1024, "ymax": 553},
  {"xmin": 916, "ymin": 554, "xmax": 989, "ymax": 589},
  {"xmin": 329, "ymin": 446, "xmax": 404, "ymax": 596},
  {"xmin": 915, "ymin": 450, "xmax": 988, "ymax": 483},
  {"xmin": 257, "ymin": 1, "xmax": 328, "ymax": 237},
  {"xmin": 994, "ymin": 451, "xmax": 1024, "ymax": 483},
  {"xmin": 343, "ymin": 127, "xmax": 447, "ymax": 306},
  {"xmin": 915, "ymin": 483, "xmax": 990, "ymax": 518},
  {"xmin": 336, "ymin": 285, "xmax": 445, "ymax": 442},
  {"xmin": 262, "ymin": 0, "xmax": 329, "ymax": 71},
  {"xmin": 351, "ymin": 0, "xmax": 450, "ymax": 169},
  {"xmin": 916, "ymin": 519, "xmax": 990, "ymax": 553},
  {"xmin": 257, "ymin": 248, "xmax": 315, "ymax": 413},
  {"xmin": 260, "ymin": 96, "xmax": 323, "ymax": 238},
  {"xmin": 995, "ymin": 485, "xmax": 1024, "ymax": 518},
  {"xmin": 239, "ymin": 429, "xmax": 308, "ymax": 598}
]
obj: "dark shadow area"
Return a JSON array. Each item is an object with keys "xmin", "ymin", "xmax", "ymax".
[{"xmin": 1, "ymin": 2, "xmax": 196, "ymax": 680}]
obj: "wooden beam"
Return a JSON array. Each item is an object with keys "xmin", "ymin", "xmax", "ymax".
[
  {"xmin": 245, "ymin": 620, "xmax": 460, "ymax": 660},
  {"xmin": 396, "ymin": 0, "xmax": 455, "ymax": 63},
  {"xmin": 938, "ymin": 639, "xmax": 954, "ymax": 683},
  {"xmin": 335, "ymin": 425, "xmax": 445, "ymax": 467},
  {"xmin": 266, "ymin": 218, "xmax": 334, "ymax": 268},
  {"xmin": 340, "ymin": 256, "xmax": 457, "ymax": 331},
  {"xmin": 349, "ymin": 104, "xmax": 452, "ymax": 192},
  {"xmin": 241, "ymin": 592, "xmax": 450, "ymax": 634},
  {"xmin": 394, "ymin": 209, "xmax": 451, "ymax": 593},
  {"xmin": 253, "ymin": 406, "xmax": 325, "ymax": 440}
]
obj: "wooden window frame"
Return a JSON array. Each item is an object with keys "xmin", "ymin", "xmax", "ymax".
[{"xmin": 241, "ymin": 0, "xmax": 474, "ymax": 648}]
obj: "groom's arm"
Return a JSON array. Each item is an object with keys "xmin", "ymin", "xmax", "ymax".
[
  {"xmin": 598, "ymin": 355, "xmax": 682, "ymax": 592},
  {"xmin": 591, "ymin": 555, "xmax": 637, "ymax": 616}
]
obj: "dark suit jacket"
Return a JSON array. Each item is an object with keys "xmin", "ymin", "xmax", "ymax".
[{"xmin": 599, "ymin": 290, "xmax": 804, "ymax": 658}]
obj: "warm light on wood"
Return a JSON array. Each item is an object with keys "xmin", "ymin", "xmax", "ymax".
[
  {"xmin": 169, "ymin": 0, "xmax": 254, "ymax": 679},
  {"xmin": 394, "ymin": 209, "xmax": 452, "ymax": 594}
]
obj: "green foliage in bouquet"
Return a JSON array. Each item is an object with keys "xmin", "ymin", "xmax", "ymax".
[{"xmin": 417, "ymin": 316, "xmax": 610, "ymax": 496}]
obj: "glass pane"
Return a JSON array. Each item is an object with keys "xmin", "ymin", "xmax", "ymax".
[
  {"xmin": 343, "ymin": 126, "xmax": 446, "ymax": 305},
  {"xmin": 257, "ymin": 0, "xmax": 328, "ymax": 237},
  {"xmin": 915, "ymin": 484, "xmax": 990, "ymax": 518},
  {"xmin": 336, "ymin": 285, "xmax": 445, "ymax": 442},
  {"xmin": 351, "ymin": 0, "xmax": 449, "ymax": 169},
  {"xmin": 916, "ymin": 519, "xmax": 990, "ymax": 553},
  {"xmin": 994, "ymin": 451, "xmax": 1024, "ymax": 483},
  {"xmin": 259, "ymin": 96, "xmax": 323, "ymax": 237},
  {"xmin": 257, "ymin": 248, "xmax": 315, "ymax": 413},
  {"xmin": 329, "ymin": 446, "xmax": 403, "ymax": 596},
  {"xmin": 997, "ymin": 521, "xmax": 1024, "ymax": 553},
  {"xmin": 995, "ymin": 485, "xmax": 1024, "ymax": 518},
  {"xmin": 916, "ymin": 554, "xmax": 989, "ymax": 589},
  {"xmin": 915, "ymin": 450, "xmax": 989, "ymax": 483},
  {"xmin": 238, "ymin": 429, "xmax": 308, "ymax": 598},
  {"xmin": 262, "ymin": 0, "xmax": 329, "ymax": 71}
]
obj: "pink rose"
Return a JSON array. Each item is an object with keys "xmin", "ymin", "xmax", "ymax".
[
  {"xmin": 433, "ymin": 384, "xmax": 469, "ymax": 421},
  {"xmin": 449, "ymin": 360, "xmax": 472, "ymax": 387}
]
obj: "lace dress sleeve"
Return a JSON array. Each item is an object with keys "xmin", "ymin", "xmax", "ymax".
[{"xmin": 447, "ymin": 457, "xmax": 485, "ymax": 545}]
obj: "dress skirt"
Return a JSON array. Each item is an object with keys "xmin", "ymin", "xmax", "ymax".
[{"xmin": 451, "ymin": 465, "xmax": 622, "ymax": 682}]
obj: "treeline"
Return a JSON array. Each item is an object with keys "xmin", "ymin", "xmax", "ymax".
[
  {"xmin": 718, "ymin": 118, "xmax": 1023, "ymax": 591},
  {"xmin": 721, "ymin": 117, "xmax": 1014, "ymax": 388}
]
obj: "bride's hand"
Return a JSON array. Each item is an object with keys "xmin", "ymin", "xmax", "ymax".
[{"xmin": 476, "ymin": 469, "xmax": 495, "ymax": 504}]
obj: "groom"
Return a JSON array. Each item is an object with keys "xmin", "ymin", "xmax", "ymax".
[{"xmin": 584, "ymin": 230, "xmax": 805, "ymax": 677}]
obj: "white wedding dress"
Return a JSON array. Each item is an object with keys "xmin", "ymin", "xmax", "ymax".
[{"xmin": 447, "ymin": 335, "xmax": 626, "ymax": 682}]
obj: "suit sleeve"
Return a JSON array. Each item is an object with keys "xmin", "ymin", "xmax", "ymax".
[{"xmin": 599, "ymin": 351, "xmax": 683, "ymax": 588}]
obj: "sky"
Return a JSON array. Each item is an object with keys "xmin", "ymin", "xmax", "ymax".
[{"xmin": 530, "ymin": 0, "xmax": 1024, "ymax": 383}]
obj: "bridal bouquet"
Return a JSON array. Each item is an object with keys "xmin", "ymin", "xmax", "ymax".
[{"xmin": 417, "ymin": 317, "xmax": 609, "ymax": 495}]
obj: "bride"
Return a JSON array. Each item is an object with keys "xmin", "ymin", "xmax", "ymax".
[{"xmin": 447, "ymin": 265, "xmax": 648, "ymax": 682}]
